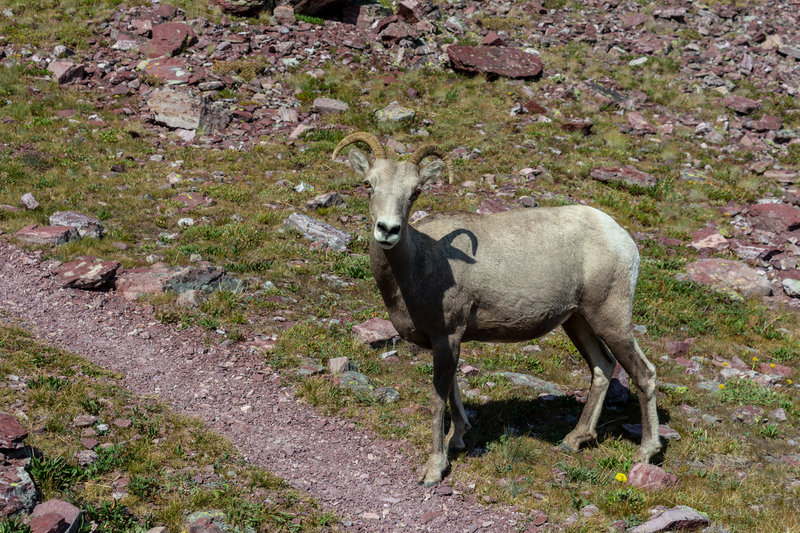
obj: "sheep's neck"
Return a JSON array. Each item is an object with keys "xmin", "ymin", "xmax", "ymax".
[{"xmin": 369, "ymin": 228, "xmax": 420, "ymax": 321}]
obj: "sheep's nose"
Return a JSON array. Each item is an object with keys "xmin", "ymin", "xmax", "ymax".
[{"xmin": 376, "ymin": 221, "xmax": 400, "ymax": 237}]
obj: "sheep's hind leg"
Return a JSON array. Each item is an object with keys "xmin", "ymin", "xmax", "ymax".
[
  {"xmin": 446, "ymin": 378, "xmax": 471, "ymax": 451},
  {"xmin": 420, "ymin": 335, "xmax": 459, "ymax": 486},
  {"xmin": 559, "ymin": 315, "xmax": 616, "ymax": 453}
]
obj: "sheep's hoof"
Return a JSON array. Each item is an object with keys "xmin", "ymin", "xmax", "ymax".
[
  {"xmin": 558, "ymin": 441, "xmax": 578, "ymax": 454},
  {"xmin": 418, "ymin": 454, "xmax": 448, "ymax": 486}
]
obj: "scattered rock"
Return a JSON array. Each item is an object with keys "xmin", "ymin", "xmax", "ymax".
[
  {"xmin": 283, "ymin": 212, "xmax": 352, "ymax": 251},
  {"xmin": 273, "ymin": 5, "xmax": 296, "ymax": 25},
  {"xmin": 74, "ymin": 450, "xmax": 99, "ymax": 467},
  {"xmin": 373, "ymin": 386, "xmax": 400, "ymax": 403},
  {"xmin": 210, "ymin": 0, "xmax": 268, "ymax": 16},
  {"xmin": 148, "ymin": 89, "xmax": 230, "ymax": 132},
  {"xmin": 46, "ymin": 61, "xmax": 85, "ymax": 85},
  {"xmin": 55, "ymin": 257, "xmax": 121, "ymax": 290},
  {"xmin": 0, "ymin": 413, "xmax": 27, "ymax": 449},
  {"xmin": 146, "ymin": 22, "xmax": 196, "ymax": 58},
  {"xmin": 376, "ymin": 101, "xmax": 415, "ymax": 123},
  {"xmin": 560, "ymin": 118, "xmax": 593, "ymax": 134},
  {"xmin": 731, "ymin": 405, "xmax": 764, "ymax": 424},
  {"xmin": 338, "ymin": 371, "xmax": 373, "ymax": 393},
  {"xmin": 20, "ymin": 193, "xmax": 39, "ymax": 210},
  {"xmin": 689, "ymin": 226, "xmax": 728, "ymax": 252},
  {"xmin": 306, "ymin": 192, "xmax": 344, "ymax": 210},
  {"xmin": 48, "ymin": 211, "xmax": 104, "ymax": 239},
  {"xmin": 747, "ymin": 203, "xmax": 800, "ymax": 233},
  {"xmin": 626, "ymin": 111, "xmax": 656, "ymax": 135},
  {"xmin": 15, "ymin": 225, "xmax": 80, "ymax": 246},
  {"xmin": 627, "ymin": 463, "xmax": 679, "ymax": 491},
  {"xmin": 684, "ymin": 259, "xmax": 772, "ymax": 300},
  {"xmin": 630, "ymin": 505, "xmax": 709, "ymax": 533},
  {"xmin": 722, "ymin": 95, "xmax": 762, "ymax": 115},
  {"xmin": 590, "ymin": 166, "xmax": 657, "ymax": 189},
  {"xmin": 311, "ymin": 97, "xmax": 349, "ymax": 114},
  {"xmin": 29, "ymin": 513, "xmax": 67, "ymax": 533},
  {"xmin": 447, "ymin": 45, "xmax": 543, "ymax": 79},
  {"xmin": 352, "ymin": 317, "xmax": 400, "ymax": 348},
  {"xmin": 328, "ymin": 356, "xmax": 351, "ymax": 375},
  {"xmin": 492, "ymin": 372, "xmax": 564, "ymax": 397},
  {"xmin": 32, "ymin": 500, "xmax": 82, "ymax": 533},
  {"xmin": 0, "ymin": 466, "xmax": 37, "ymax": 518}
]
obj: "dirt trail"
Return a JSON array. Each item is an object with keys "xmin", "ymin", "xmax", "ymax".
[{"xmin": 0, "ymin": 238, "xmax": 524, "ymax": 532}]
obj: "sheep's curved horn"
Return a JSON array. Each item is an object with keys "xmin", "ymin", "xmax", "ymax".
[
  {"xmin": 408, "ymin": 144, "xmax": 455, "ymax": 184},
  {"xmin": 331, "ymin": 132, "xmax": 386, "ymax": 161}
]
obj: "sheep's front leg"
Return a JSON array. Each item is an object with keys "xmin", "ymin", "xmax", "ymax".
[
  {"xmin": 420, "ymin": 335, "xmax": 459, "ymax": 486},
  {"xmin": 446, "ymin": 378, "xmax": 471, "ymax": 451}
]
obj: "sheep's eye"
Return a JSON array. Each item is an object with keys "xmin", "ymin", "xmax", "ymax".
[{"xmin": 363, "ymin": 181, "xmax": 371, "ymax": 189}]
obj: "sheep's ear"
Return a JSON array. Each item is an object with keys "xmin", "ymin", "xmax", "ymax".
[
  {"xmin": 419, "ymin": 160, "xmax": 445, "ymax": 184},
  {"xmin": 348, "ymin": 148, "xmax": 371, "ymax": 177}
]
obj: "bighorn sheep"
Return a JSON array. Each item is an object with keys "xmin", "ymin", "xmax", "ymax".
[{"xmin": 332, "ymin": 132, "xmax": 661, "ymax": 486}]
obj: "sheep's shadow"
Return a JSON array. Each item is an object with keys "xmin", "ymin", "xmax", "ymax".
[{"xmin": 455, "ymin": 394, "xmax": 672, "ymax": 462}]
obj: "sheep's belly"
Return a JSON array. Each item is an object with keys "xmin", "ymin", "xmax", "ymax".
[{"xmin": 464, "ymin": 305, "xmax": 573, "ymax": 343}]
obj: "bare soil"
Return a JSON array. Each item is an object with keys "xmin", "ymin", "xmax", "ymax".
[{"xmin": 0, "ymin": 237, "xmax": 525, "ymax": 532}]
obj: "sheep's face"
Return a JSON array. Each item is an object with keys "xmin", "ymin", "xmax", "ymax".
[{"xmin": 349, "ymin": 149, "xmax": 444, "ymax": 249}]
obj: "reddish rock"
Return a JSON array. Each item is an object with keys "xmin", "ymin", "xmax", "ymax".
[
  {"xmin": 685, "ymin": 258, "xmax": 772, "ymax": 299},
  {"xmin": 627, "ymin": 463, "xmax": 679, "ymax": 491},
  {"xmin": 0, "ymin": 465, "xmax": 36, "ymax": 516},
  {"xmin": 154, "ymin": 4, "xmax": 178, "ymax": 19},
  {"xmin": 397, "ymin": 0, "xmax": 424, "ymax": 23},
  {"xmin": 189, "ymin": 517, "xmax": 224, "ymax": 533},
  {"xmin": 747, "ymin": 203, "xmax": 800, "ymax": 232},
  {"xmin": 722, "ymin": 94, "xmax": 762, "ymax": 115},
  {"xmin": 352, "ymin": 317, "xmax": 401, "ymax": 348},
  {"xmin": 115, "ymin": 264, "xmax": 175, "ymax": 301},
  {"xmin": 0, "ymin": 413, "xmax": 27, "ymax": 449},
  {"xmin": 274, "ymin": 5, "xmax": 295, "ymax": 25},
  {"xmin": 29, "ymin": 513, "xmax": 67, "ymax": 533},
  {"xmin": 653, "ymin": 7, "xmax": 687, "ymax": 21},
  {"xmin": 55, "ymin": 257, "xmax": 120, "ymax": 290},
  {"xmin": 47, "ymin": 61, "xmax": 85, "ymax": 85},
  {"xmin": 379, "ymin": 22, "xmax": 420, "ymax": 43},
  {"xmin": 560, "ymin": 118, "xmax": 593, "ymax": 134},
  {"xmin": 112, "ymin": 418, "xmax": 132, "ymax": 429},
  {"xmin": 148, "ymin": 89, "xmax": 231, "ymax": 132},
  {"xmin": 172, "ymin": 192, "xmax": 213, "ymax": 210},
  {"xmin": 523, "ymin": 100, "xmax": 546, "ymax": 114},
  {"xmin": 482, "ymin": 32, "xmax": 507, "ymax": 46},
  {"xmin": 31, "ymin": 501, "xmax": 81, "ymax": 529},
  {"xmin": 665, "ymin": 338, "xmax": 694, "ymax": 357},
  {"xmin": 624, "ymin": 13, "xmax": 648, "ymax": 27},
  {"xmin": 137, "ymin": 57, "xmax": 193, "ymax": 85},
  {"xmin": 20, "ymin": 192, "xmax": 40, "ymax": 210},
  {"xmin": 210, "ymin": 0, "xmax": 268, "ymax": 15},
  {"xmin": 590, "ymin": 166, "xmax": 657, "ymax": 189},
  {"xmin": 49, "ymin": 211, "xmax": 104, "ymax": 238},
  {"xmin": 146, "ymin": 22, "xmax": 196, "ymax": 58},
  {"xmin": 688, "ymin": 226, "xmax": 729, "ymax": 251},
  {"xmin": 732, "ymin": 405, "xmax": 764, "ymax": 424},
  {"xmin": 447, "ymin": 45, "xmax": 543, "ymax": 79},
  {"xmin": 747, "ymin": 114, "xmax": 782, "ymax": 132},
  {"xmin": 15, "ymin": 225, "xmax": 79, "ymax": 246},
  {"xmin": 311, "ymin": 97, "xmax": 349, "ymax": 114},
  {"xmin": 626, "ymin": 111, "xmax": 656, "ymax": 135},
  {"xmin": 758, "ymin": 362, "xmax": 793, "ymax": 377},
  {"xmin": 476, "ymin": 198, "xmax": 513, "ymax": 215}
]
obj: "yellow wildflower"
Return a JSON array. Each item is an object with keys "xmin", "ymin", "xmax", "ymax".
[
  {"xmin": 752, "ymin": 356, "xmax": 759, "ymax": 362},
  {"xmin": 723, "ymin": 362, "xmax": 728, "ymax": 366},
  {"xmin": 770, "ymin": 363, "xmax": 776, "ymax": 368},
  {"xmin": 615, "ymin": 472, "xmax": 627, "ymax": 483},
  {"xmin": 719, "ymin": 384, "xmax": 725, "ymax": 390},
  {"xmin": 788, "ymin": 379, "xmax": 793, "ymax": 385}
]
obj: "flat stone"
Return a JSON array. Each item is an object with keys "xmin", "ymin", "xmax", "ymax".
[
  {"xmin": 0, "ymin": 413, "xmax": 27, "ymax": 449},
  {"xmin": 590, "ymin": 165, "xmax": 657, "ymax": 189},
  {"xmin": 338, "ymin": 371, "xmax": 373, "ymax": 393},
  {"xmin": 49, "ymin": 211, "xmax": 104, "ymax": 238},
  {"xmin": 492, "ymin": 372, "xmax": 565, "ymax": 397},
  {"xmin": 783, "ymin": 278, "xmax": 800, "ymax": 298},
  {"xmin": 74, "ymin": 450, "xmax": 99, "ymax": 467},
  {"xmin": 148, "ymin": 89, "xmax": 230, "ymax": 132},
  {"xmin": 376, "ymin": 101, "xmax": 415, "ymax": 123},
  {"xmin": 373, "ymin": 386, "xmax": 400, "ymax": 403},
  {"xmin": 283, "ymin": 212, "xmax": 352, "ymax": 251},
  {"xmin": 210, "ymin": 0, "xmax": 268, "ymax": 15},
  {"xmin": 0, "ymin": 465, "xmax": 37, "ymax": 516},
  {"xmin": 560, "ymin": 118, "xmax": 593, "ymax": 134},
  {"xmin": 171, "ymin": 192, "xmax": 213, "ymax": 210},
  {"xmin": 626, "ymin": 111, "xmax": 656, "ymax": 134},
  {"xmin": 20, "ymin": 192, "xmax": 39, "ymax": 210},
  {"xmin": 747, "ymin": 114, "xmax": 782, "ymax": 132},
  {"xmin": 777, "ymin": 46, "xmax": 800, "ymax": 60},
  {"xmin": 29, "ymin": 513, "xmax": 67, "ymax": 533},
  {"xmin": 146, "ymin": 22, "xmax": 196, "ymax": 58},
  {"xmin": 311, "ymin": 97, "xmax": 349, "ymax": 114},
  {"xmin": 55, "ymin": 257, "xmax": 120, "ymax": 290},
  {"xmin": 688, "ymin": 226, "xmax": 729, "ymax": 251},
  {"xmin": 136, "ymin": 57, "xmax": 193, "ymax": 85},
  {"xmin": 653, "ymin": 7, "xmax": 687, "ymax": 21},
  {"xmin": 115, "ymin": 264, "xmax": 175, "ymax": 301},
  {"xmin": 306, "ymin": 192, "xmax": 344, "ymax": 210},
  {"xmin": 379, "ymin": 22, "xmax": 420, "ymax": 43},
  {"xmin": 722, "ymin": 94, "xmax": 762, "ymax": 115},
  {"xmin": 447, "ymin": 45, "xmax": 543, "ymax": 79},
  {"xmin": 631, "ymin": 505, "xmax": 709, "ymax": 533},
  {"xmin": 273, "ymin": 5, "xmax": 295, "ymax": 24},
  {"xmin": 685, "ymin": 259, "xmax": 772, "ymax": 299},
  {"xmin": 15, "ymin": 225, "xmax": 79, "ymax": 246},
  {"xmin": 476, "ymin": 198, "xmax": 513, "ymax": 215},
  {"xmin": 328, "ymin": 356, "xmax": 351, "ymax": 375},
  {"xmin": 732, "ymin": 405, "xmax": 764, "ymax": 424},
  {"xmin": 47, "ymin": 61, "xmax": 85, "ymax": 84},
  {"xmin": 352, "ymin": 317, "xmax": 400, "ymax": 348},
  {"xmin": 627, "ymin": 463, "xmax": 679, "ymax": 491},
  {"xmin": 747, "ymin": 203, "xmax": 800, "ymax": 233}
]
